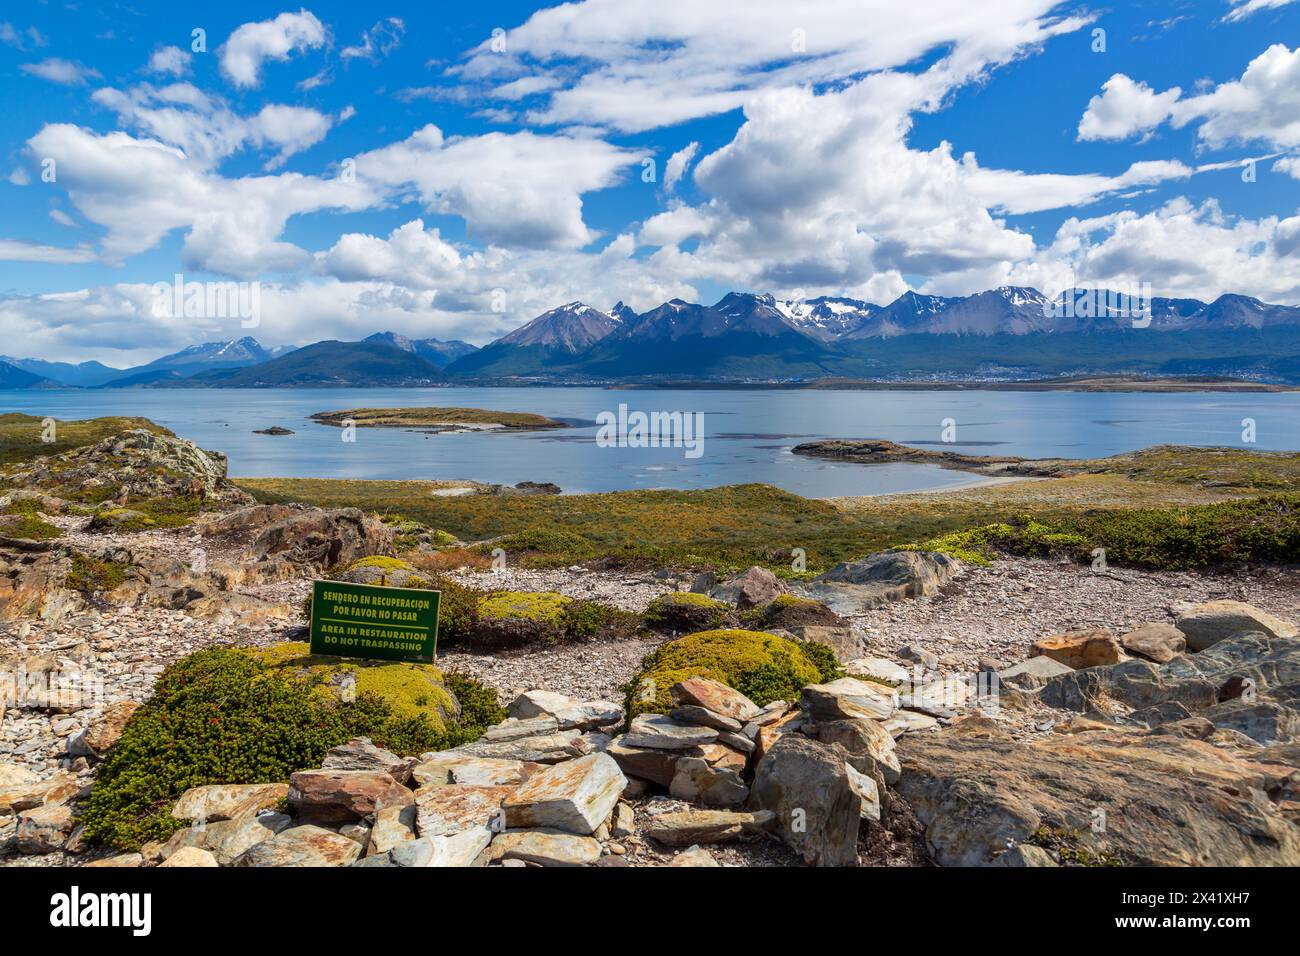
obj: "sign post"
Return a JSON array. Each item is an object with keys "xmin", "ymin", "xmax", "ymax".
[{"xmin": 309, "ymin": 580, "xmax": 440, "ymax": 664}]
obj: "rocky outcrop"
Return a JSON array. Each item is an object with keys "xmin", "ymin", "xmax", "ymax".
[
  {"xmin": 898, "ymin": 717, "xmax": 1300, "ymax": 866},
  {"xmin": 797, "ymin": 550, "xmax": 963, "ymax": 614},
  {"xmin": 1030, "ymin": 628, "xmax": 1126, "ymax": 669},
  {"xmin": 1174, "ymin": 600, "xmax": 1298, "ymax": 651},
  {"xmin": 710, "ymin": 566, "xmax": 784, "ymax": 610}
]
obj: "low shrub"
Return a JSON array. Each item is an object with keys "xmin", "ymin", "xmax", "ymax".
[
  {"xmin": 64, "ymin": 553, "xmax": 128, "ymax": 593},
  {"xmin": 79, "ymin": 646, "xmax": 500, "ymax": 851},
  {"xmin": 644, "ymin": 592, "xmax": 730, "ymax": 634}
]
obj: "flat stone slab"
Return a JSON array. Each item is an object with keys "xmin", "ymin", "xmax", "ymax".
[
  {"xmin": 234, "ymin": 825, "xmax": 362, "ymax": 867},
  {"xmin": 670, "ymin": 677, "xmax": 761, "ymax": 722},
  {"xmin": 482, "ymin": 829, "xmax": 602, "ymax": 867},
  {"xmin": 415, "ymin": 784, "xmax": 515, "ymax": 838},
  {"xmin": 502, "ymin": 753, "xmax": 626, "ymax": 835},
  {"xmin": 643, "ymin": 809, "xmax": 775, "ymax": 846},
  {"xmin": 801, "ymin": 677, "xmax": 898, "ymax": 722},
  {"xmin": 624, "ymin": 714, "xmax": 719, "ymax": 749}
]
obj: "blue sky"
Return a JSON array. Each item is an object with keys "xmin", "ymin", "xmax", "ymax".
[{"xmin": 1, "ymin": 0, "xmax": 1299, "ymax": 364}]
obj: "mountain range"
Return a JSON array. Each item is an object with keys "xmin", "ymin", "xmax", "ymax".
[{"xmin": 4, "ymin": 288, "xmax": 1300, "ymax": 388}]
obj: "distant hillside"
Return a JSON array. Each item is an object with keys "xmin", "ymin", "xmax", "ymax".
[
  {"xmin": 363, "ymin": 332, "xmax": 478, "ymax": 369},
  {"xmin": 0, "ymin": 361, "xmax": 54, "ymax": 389},
  {"xmin": 162, "ymin": 340, "xmax": 444, "ymax": 387},
  {"xmin": 0, "ymin": 357, "xmax": 123, "ymax": 387}
]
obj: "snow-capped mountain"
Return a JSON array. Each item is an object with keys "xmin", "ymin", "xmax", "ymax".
[
  {"xmin": 775, "ymin": 295, "xmax": 881, "ymax": 341},
  {"xmin": 496, "ymin": 302, "xmax": 621, "ymax": 351}
]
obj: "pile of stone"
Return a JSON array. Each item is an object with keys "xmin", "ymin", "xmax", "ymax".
[{"xmin": 607, "ymin": 673, "xmax": 920, "ymax": 866}]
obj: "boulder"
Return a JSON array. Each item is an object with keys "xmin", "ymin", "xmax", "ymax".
[
  {"xmin": 845, "ymin": 657, "xmax": 911, "ymax": 685},
  {"xmin": 1039, "ymin": 658, "xmax": 1218, "ymax": 715},
  {"xmin": 809, "ymin": 717, "xmax": 901, "ymax": 785},
  {"xmin": 670, "ymin": 705, "xmax": 743, "ymax": 732},
  {"xmin": 0, "ymin": 764, "xmax": 62, "ymax": 814},
  {"xmin": 898, "ymin": 719, "xmax": 1300, "ymax": 866},
  {"xmin": 84, "ymin": 853, "xmax": 145, "ymax": 868},
  {"xmin": 670, "ymin": 677, "xmax": 761, "ymax": 722},
  {"xmin": 710, "ymin": 566, "xmax": 784, "ymax": 610},
  {"xmin": 749, "ymin": 735, "xmax": 867, "ymax": 867},
  {"xmin": 204, "ymin": 813, "xmax": 293, "ymax": 865},
  {"xmin": 414, "ymin": 784, "xmax": 513, "ymax": 839},
  {"xmin": 642, "ymin": 809, "xmax": 776, "ymax": 846},
  {"xmin": 644, "ymin": 592, "xmax": 731, "ymax": 633},
  {"xmin": 248, "ymin": 507, "xmax": 393, "ymax": 573},
  {"xmin": 669, "ymin": 756, "xmax": 750, "ymax": 806},
  {"xmin": 507, "ymin": 689, "xmax": 578, "ymax": 720},
  {"xmin": 158, "ymin": 846, "xmax": 220, "ymax": 868},
  {"xmin": 287, "ymin": 770, "xmax": 412, "ymax": 826},
  {"xmin": 322, "ymin": 737, "xmax": 415, "ymax": 784},
  {"xmin": 801, "ymin": 677, "xmax": 897, "ymax": 722},
  {"xmin": 412, "ymin": 754, "xmax": 537, "ymax": 789},
  {"xmin": 1175, "ymin": 601, "xmax": 1297, "ymax": 651},
  {"xmin": 16, "ymin": 803, "xmax": 74, "ymax": 854},
  {"xmin": 997, "ymin": 655, "xmax": 1075, "ymax": 689},
  {"xmin": 171, "ymin": 783, "xmax": 288, "ymax": 822},
  {"xmin": 787, "ymin": 624, "xmax": 864, "ymax": 664},
  {"xmin": 800, "ymin": 550, "xmax": 962, "ymax": 614},
  {"xmin": 368, "ymin": 803, "xmax": 417, "ymax": 856},
  {"xmin": 606, "ymin": 736, "xmax": 682, "ymax": 787},
  {"xmin": 1120, "ymin": 623, "xmax": 1187, "ymax": 664},
  {"xmin": 1030, "ymin": 628, "xmax": 1125, "ymax": 669},
  {"xmin": 482, "ymin": 829, "xmax": 602, "ymax": 867},
  {"xmin": 502, "ymin": 753, "xmax": 626, "ymax": 835},
  {"xmin": 67, "ymin": 700, "xmax": 139, "ymax": 760},
  {"xmin": 394, "ymin": 830, "xmax": 493, "ymax": 867},
  {"xmin": 234, "ymin": 825, "xmax": 363, "ymax": 867},
  {"xmin": 184, "ymin": 593, "xmax": 291, "ymax": 628},
  {"xmin": 671, "ymin": 845, "xmax": 722, "ymax": 867}
]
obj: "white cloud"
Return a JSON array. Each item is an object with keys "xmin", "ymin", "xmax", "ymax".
[
  {"xmin": 1276, "ymin": 155, "xmax": 1300, "ymax": 178},
  {"xmin": 24, "ymin": 124, "xmax": 376, "ymax": 274},
  {"xmin": 219, "ymin": 10, "xmax": 326, "ymax": 88},
  {"xmin": 49, "ymin": 209, "xmax": 76, "ymax": 227},
  {"xmin": 1223, "ymin": 0, "xmax": 1297, "ymax": 22},
  {"xmin": 1077, "ymin": 75, "xmax": 1182, "ymax": 141},
  {"xmin": 663, "ymin": 141, "xmax": 699, "ymax": 192},
  {"xmin": 456, "ymin": 0, "xmax": 1091, "ymax": 133},
  {"xmin": 0, "ymin": 240, "xmax": 99, "ymax": 264},
  {"xmin": 1, "ymin": 22, "xmax": 47, "ymax": 51},
  {"xmin": 1079, "ymin": 45, "xmax": 1300, "ymax": 150},
  {"xmin": 341, "ymin": 17, "xmax": 405, "ymax": 62},
  {"xmin": 21, "ymin": 58, "xmax": 101, "ymax": 85},
  {"xmin": 355, "ymin": 125, "xmax": 645, "ymax": 249},
  {"xmin": 147, "ymin": 46, "xmax": 191, "ymax": 77},
  {"xmin": 92, "ymin": 83, "xmax": 335, "ymax": 170}
]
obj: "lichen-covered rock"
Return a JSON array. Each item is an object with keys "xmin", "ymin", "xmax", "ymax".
[
  {"xmin": 801, "ymin": 677, "xmax": 898, "ymax": 722},
  {"xmin": 234, "ymin": 825, "xmax": 363, "ymax": 867},
  {"xmin": 482, "ymin": 829, "xmax": 602, "ymax": 867},
  {"xmin": 750, "ymin": 594, "xmax": 846, "ymax": 631},
  {"xmin": 287, "ymin": 769, "xmax": 412, "ymax": 826},
  {"xmin": 171, "ymin": 783, "xmax": 288, "ymax": 822}
]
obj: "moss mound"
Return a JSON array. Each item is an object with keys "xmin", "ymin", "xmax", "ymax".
[
  {"xmin": 64, "ymin": 553, "xmax": 128, "ymax": 593},
  {"xmin": 339, "ymin": 554, "xmax": 426, "ymax": 587},
  {"xmin": 240, "ymin": 642, "xmax": 458, "ymax": 726},
  {"xmin": 79, "ymin": 645, "xmax": 503, "ymax": 851},
  {"xmin": 644, "ymin": 591, "xmax": 731, "ymax": 634},
  {"xmin": 475, "ymin": 590, "xmax": 570, "ymax": 644},
  {"xmin": 625, "ymin": 628, "xmax": 833, "ymax": 720}
]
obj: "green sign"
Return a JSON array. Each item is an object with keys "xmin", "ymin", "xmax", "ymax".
[{"xmin": 309, "ymin": 580, "xmax": 440, "ymax": 664}]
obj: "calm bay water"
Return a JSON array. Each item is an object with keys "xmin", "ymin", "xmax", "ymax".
[{"xmin": 3, "ymin": 387, "xmax": 1298, "ymax": 497}]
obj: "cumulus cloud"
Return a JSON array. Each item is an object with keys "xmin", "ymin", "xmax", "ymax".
[
  {"xmin": 1079, "ymin": 45, "xmax": 1300, "ymax": 150},
  {"xmin": 355, "ymin": 125, "xmax": 645, "ymax": 249},
  {"xmin": 21, "ymin": 58, "xmax": 101, "ymax": 85},
  {"xmin": 1077, "ymin": 75, "xmax": 1182, "ymax": 141},
  {"xmin": 219, "ymin": 9, "xmax": 327, "ymax": 88}
]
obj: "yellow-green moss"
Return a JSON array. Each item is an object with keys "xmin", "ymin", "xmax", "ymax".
[
  {"xmin": 644, "ymin": 591, "xmax": 730, "ymax": 633},
  {"xmin": 477, "ymin": 590, "xmax": 570, "ymax": 623},
  {"xmin": 346, "ymin": 555, "xmax": 415, "ymax": 572},
  {"xmin": 625, "ymin": 628, "xmax": 825, "ymax": 720},
  {"xmin": 240, "ymin": 642, "xmax": 457, "ymax": 729}
]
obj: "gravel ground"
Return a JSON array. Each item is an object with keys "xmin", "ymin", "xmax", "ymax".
[{"xmin": 849, "ymin": 557, "xmax": 1300, "ymax": 672}]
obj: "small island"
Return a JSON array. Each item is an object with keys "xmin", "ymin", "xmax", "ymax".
[
  {"xmin": 253, "ymin": 426, "xmax": 295, "ymax": 435},
  {"xmin": 309, "ymin": 406, "xmax": 568, "ymax": 433}
]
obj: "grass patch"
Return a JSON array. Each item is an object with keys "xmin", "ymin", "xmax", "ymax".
[
  {"xmin": 0, "ymin": 413, "xmax": 173, "ymax": 465},
  {"xmin": 87, "ymin": 496, "xmax": 202, "ymax": 532}
]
